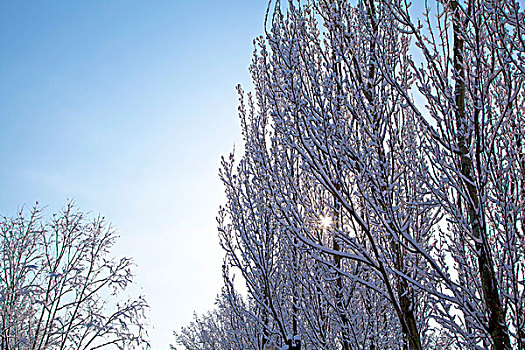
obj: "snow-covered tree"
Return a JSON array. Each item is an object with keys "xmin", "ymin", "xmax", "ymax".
[
  {"xmin": 389, "ymin": 0, "xmax": 525, "ymax": 348},
  {"xmin": 0, "ymin": 203, "xmax": 149, "ymax": 350},
  {"xmin": 176, "ymin": 0, "xmax": 525, "ymax": 349}
]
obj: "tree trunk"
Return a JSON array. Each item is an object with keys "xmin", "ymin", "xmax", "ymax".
[{"xmin": 450, "ymin": 1, "xmax": 510, "ymax": 348}]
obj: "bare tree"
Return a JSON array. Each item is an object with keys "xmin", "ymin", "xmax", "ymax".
[
  {"xmin": 0, "ymin": 203, "xmax": 149, "ymax": 350},
  {"xmin": 250, "ymin": 1, "xmax": 436, "ymax": 348},
  {"xmin": 176, "ymin": 0, "xmax": 525, "ymax": 349},
  {"xmin": 388, "ymin": 0, "xmax": 525, "ymax": 348}
]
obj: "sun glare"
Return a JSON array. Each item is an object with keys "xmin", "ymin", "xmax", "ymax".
[{"xmin": 319, "ymin": 215, "xmax": 332, "ymax": 229}]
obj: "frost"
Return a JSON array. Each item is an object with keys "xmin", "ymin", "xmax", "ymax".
[{"xmin": 174, "ymin": 0, "xmax": 525, "ymax": 349}]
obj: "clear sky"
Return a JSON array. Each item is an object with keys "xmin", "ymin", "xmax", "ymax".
[{"xmin": 0, "ymin": 1, "xmax": 269, "ymax": 348}]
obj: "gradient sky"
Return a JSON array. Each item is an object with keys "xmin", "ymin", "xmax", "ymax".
[{"xmin": 0, "ymin": 1, "xmax": 269, "ymax": 348}]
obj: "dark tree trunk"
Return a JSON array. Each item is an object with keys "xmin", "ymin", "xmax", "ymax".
[{"xmin": 450, "ymin": 1, "xmax": 510, "ymax": 348}]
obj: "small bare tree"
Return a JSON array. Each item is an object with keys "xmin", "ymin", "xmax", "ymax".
[{"xmin": 0, "ymin": 202, "xmax": 149, "ymax": 350}]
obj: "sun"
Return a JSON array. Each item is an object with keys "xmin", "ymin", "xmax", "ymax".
[{"xmin": 319, "ymin": 215, "xmax": 332, "ymax": 229}]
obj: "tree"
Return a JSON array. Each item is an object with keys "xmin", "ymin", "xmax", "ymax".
[
  {"xmin": 0, "ymin": 202, "xmax": 149, "ymax": 350},
  {"xmin": 176, "ymin": 0, "xmax": 525, "ymax": 349},
  {"xmin": 174, "ymin": 271, "xmax": 270, "ymax": 350},
  {"xmin": 389, "ymin": 0, "xmax": 525, "ymax": 348},
  {"xmin": 242, "ymin": 1, "xmax": 435, "ymax": 348}
]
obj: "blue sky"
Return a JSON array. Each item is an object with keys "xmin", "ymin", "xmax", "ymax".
[{"xmin": 0, "ymin": 1, "xmax": 269, "ymax": 348}]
